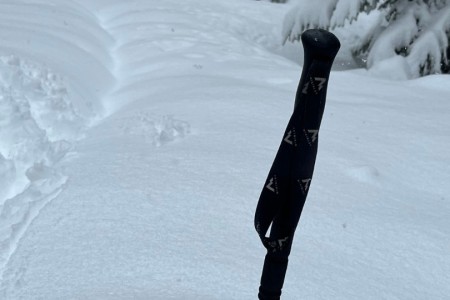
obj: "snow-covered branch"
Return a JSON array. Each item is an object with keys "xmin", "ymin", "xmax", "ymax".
[{"xmin": 283, "ymin": 0, "xmax": 450, "ymax": 77}]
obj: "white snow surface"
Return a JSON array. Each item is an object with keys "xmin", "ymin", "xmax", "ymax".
[{"xmin": 0, "ymin": 0, "xmax": 449, "ymax": 299}]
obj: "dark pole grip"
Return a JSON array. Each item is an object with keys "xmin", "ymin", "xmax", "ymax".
[
  {"xmin": 255, "ymin": 29, "xmax": 340, "ymax": 300},
  {"xmin": 295, "ymin": 29, "xmax": 341, "ymax": 109}
]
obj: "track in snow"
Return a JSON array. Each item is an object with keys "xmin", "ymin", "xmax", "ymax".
[{"xmin": 0, "ymin": 0, "xmax": 116, "ymax": 285}]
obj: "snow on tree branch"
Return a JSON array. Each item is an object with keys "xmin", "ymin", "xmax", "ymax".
[
  {"xmin": 282, "ymin": 0, "xmax": 339, "ymax": 43},
  {"xmin": 283, "ymin": 0, "xmax": 450, "ymax": 78}
]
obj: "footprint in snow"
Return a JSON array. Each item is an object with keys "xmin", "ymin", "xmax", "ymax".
[
  {"xmin": 345, "ymin": 165, "xmax": 381, "ymax": 184},
  {"xmin": 120, "ymin": 114, "xmax": 190, "ymax": 147}
]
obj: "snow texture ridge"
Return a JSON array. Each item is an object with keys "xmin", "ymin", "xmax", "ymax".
[
  {"xmin": 0, "ymin": 55, "xmax": 74, "ymax": 282},
  {"xmin": 0, "ymin": 0, "xmax": 116, "ymax": 288}
]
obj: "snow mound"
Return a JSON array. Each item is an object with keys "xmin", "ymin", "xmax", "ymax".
[
  {"xmin": 0, "ymin": 0, "xmax": 115, "ymax": 110},
  {"xmin": 0, "ymin": 0, "xmax": 116, "ymax": 284},
  {"xmin": 0, "ymin": 55, "xmax": 85, "ymax": 281},
  {"xmin": 345, "ymin": 165, "xmax": 381, "ymax": 184},
  {"xmin": 368, "ymin": 55, "xmax": 413, "ymax": 80},
  {"xmin": 0, "ymin": 55, "xmax": 86, "ymax": 140}
]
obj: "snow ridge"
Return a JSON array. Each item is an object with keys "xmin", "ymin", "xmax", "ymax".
[
  {"xmin": 0, "ymin": 56, "xmax": 77, "ymax": 282},
  {"xmin": 0, "ymin": 0, "xmax": 116, "ymax": 288}
]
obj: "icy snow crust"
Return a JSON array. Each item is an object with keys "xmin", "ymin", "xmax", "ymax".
[{"xmin": 1, "ymin": 0, "xmax": 449, "ymax": 299}]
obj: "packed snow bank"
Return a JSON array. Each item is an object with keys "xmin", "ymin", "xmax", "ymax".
[
  {"xmin": 0, "ymin": 55, "xmax": 79, "ymax": 277},
  {"xmin": 0, "ymin": 0, "xmax": 116, "ymax": 285},
  {"xmin": 94, "ymin": 0, "xmax": 295, "ymax": 113},
  {"xmin": 0, "ymin": 0, "xmax": 115, "ymax": 110}
]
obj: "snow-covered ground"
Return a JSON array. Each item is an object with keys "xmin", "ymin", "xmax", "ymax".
[{"xmin": 0, "ymin": 0, "xmax": 449, "ymax": 299}]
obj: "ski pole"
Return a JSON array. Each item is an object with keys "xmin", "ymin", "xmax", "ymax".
[{"xmin": 254, "ymin": 29, "xmax": 340, "ymax": 300}]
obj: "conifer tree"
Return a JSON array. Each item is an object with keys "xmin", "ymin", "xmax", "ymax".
[{"xmin": 283, "ymin": 0, "xmax": 450, "ymax": 77}]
